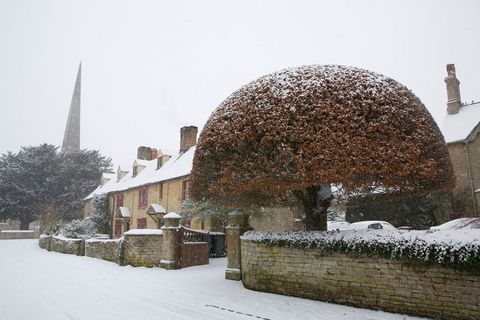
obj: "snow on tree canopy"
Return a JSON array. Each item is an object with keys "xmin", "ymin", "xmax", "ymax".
[{"xmin": 190, "ymin": 65, "xmax": 454, "ymax": 205}]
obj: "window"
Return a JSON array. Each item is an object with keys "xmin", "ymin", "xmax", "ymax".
[
  {"xmin": 139, "ymin": 187, "xmax": 148, "ymax": 208},
  {"xmin": 159, "ymin": 183, "xmax": 163, "ymax": 200},
  {"xmin": 132, "ymin": 166, "xmax": 138, "ymax": 177},
  {"xmin": 182, "ymin": 180, "xmax": 189, "ymax": 201},
  {"xmin": 114, "ymin": 220, "xmax": 122, "ymax": 236},
  {"xmin": 116, "ymin": 194, "xmax": 124, "ymax": 208},
  {"xmin": 137, "ymin": 218, "xmax": 147, "ymax": 229}
]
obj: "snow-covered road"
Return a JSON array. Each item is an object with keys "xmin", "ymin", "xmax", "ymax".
[{"xmin": 0, "ymin": 240, "xmax": 427, "ymax": 320}]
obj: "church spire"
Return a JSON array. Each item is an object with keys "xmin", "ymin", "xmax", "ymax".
[{"xmin": 62, "ymin": 63, "xmax": 81, "ymax": 153}]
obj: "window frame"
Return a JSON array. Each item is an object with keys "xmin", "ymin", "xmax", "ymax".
[
  {"xmin": 116, "ymin": 193, "xmax": 124, "ymax": 208},
  {"xmin": 137, "ymin": 217, "xmax": 147, "ymax": 229},
  {"xmin": 138, "ymin": 187, "xmax": 148, "ymax": 208},
  {"xmin": 181, "ymin": 180, "xmax": 189, "ymax": 201}
]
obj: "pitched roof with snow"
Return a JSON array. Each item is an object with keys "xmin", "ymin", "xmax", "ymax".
[
  {"xmin": 84, "ymin": 146, "xmax": 195, "ymax": 200},
  {"xmin": 441, "ymin": 102, "xmax": 480, "ymax": 143}
]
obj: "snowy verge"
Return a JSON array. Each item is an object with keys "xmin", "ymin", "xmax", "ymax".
[{"xmin": 242, "ymin": 229, "xmax": 480, "ymax": 271}]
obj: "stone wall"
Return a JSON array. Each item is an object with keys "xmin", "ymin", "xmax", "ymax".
[
  {"xmin": 109, "ymin": 176, "xmax": 188, "ymax": 239},
  {"xmin": 241, "ymin": 239, "xmax": 480, "ymax": 320},
  {"xmin": 0, "ymin": 230, "xmax": 39, "ymax": 239},
  {"xmin": 39, "ymin": 234, "xmax": 52, "ymax": 250},
  {"xmin": 0, "ymin": 230, "xmax": 36, "ymax": 239},
  {"xmin": 50, "ymin": 236, "xmax": 84, "ymax": 256},
  {"xmin": 448, "ymin": 136, "xmax": 480, "ymax": 217},
  {"xmin": 85, "ymin": 238, "xmax": 121, "ymax": 263},
  {"xmin": 249, "ymin": 207, "xmax": 302, "ymax": 232},
  {"xmin": 122, "ymin": 232, "xmax": 163, "ymax": 267},
  {"xmin": 0, "ymin": 219, "xmax": 21, "ymax": 231}
]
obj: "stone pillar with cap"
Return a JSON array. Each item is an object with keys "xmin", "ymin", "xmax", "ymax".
[
  {"xmin": 160, "ymin": 212, "xmax": 181, "ymax": 270},
  {"xmin": 225, "ymin": 209, "xmax": 250, "ymax": 280}
]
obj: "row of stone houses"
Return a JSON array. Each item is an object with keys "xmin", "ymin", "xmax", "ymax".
[{"xmin": 84, "ymin": 126, "xmax": 198, "ymax": 238}]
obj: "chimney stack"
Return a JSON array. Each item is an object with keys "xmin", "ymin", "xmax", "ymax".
[
  {"xmin": 179, "ymin": 126, "xmax": 198, "ymax": 153},
  {"xmin": 137, "ymin": 146, "xmax": 153, "ymax": 160},
  {"xmin": 445, "ymin": 64, "xmax": 462, "ymax": 115}
]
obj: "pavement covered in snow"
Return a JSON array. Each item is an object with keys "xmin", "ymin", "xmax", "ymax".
[{"xmin": 0, "ymin": 240, "xmax": 428, "ymax": 320}]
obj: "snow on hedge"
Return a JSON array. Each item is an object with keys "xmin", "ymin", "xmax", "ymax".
[{"xmin": 242, "ymin": 229, "xmax": 480, "ymax": 270}]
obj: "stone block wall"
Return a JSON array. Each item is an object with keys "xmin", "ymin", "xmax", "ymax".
[
  {"xmin": 39, "ymin": 235, "xmax": 52, "ymax": 250},
  {"xmin": 85, "ymin": 239, "xmax": 121, "ymax": 263},
  {"xmin": 448, "ymin": 137, "xmax": 480, "ymax": 218},
  {"xmin": 241, "ymin": 240, "xmax": 480, "ymax": 320},
  {"xmin": 0, "ymin": 230, "xmax": 39, "ymax": 239},
  {"xmin": 249, "ymin": 207, "xmax": 302, "ymax": 232},
  {"xmin": 50, "ymin": 236, "xmax": 84, "ymax": 256},
  {"xmin": 122, "ymin": 233, "xmax": 163, "ymax": 267},
  {"xmin": 0, "ymin": 219, "xmax": 21, "ymax": 231}
]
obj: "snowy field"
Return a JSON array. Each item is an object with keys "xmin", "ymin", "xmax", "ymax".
[{"xmin": 0, "ymin": 240, "xmax": 428, "ymax": 320}]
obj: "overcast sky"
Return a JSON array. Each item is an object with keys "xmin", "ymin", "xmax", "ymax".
[{"xmin": 0, "ymin": 0, "xmax": 479, "ymax": 168}]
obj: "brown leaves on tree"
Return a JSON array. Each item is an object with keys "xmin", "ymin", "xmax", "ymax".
[{"xmin": 190, "ymin": 65, "xmax": 454, "ymax": 206}]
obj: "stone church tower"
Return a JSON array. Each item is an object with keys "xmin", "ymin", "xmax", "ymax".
[{"xmin": 62, "ymin": 63, "xmax": 81, "ymax": 153}]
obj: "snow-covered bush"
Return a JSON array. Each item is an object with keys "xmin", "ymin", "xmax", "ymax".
[
  {"xmin": 190, "ymin": 65, "xmax": 454, "ymax": 231},
  {"xmin": 90, "ymin": 193, "xmax": 110, "ymax": 234},
  {"xmin": 242, "ymin": 229, "xmax": 480, "ymax": 271},
  {"xmin": 61, "ymin": 218, "xmax": 95, "ymax": 239}
]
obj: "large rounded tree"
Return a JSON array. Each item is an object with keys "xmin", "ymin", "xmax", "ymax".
[{"xmin": 190, "ymin": 65, "xmax": 454, "ymax": 231}]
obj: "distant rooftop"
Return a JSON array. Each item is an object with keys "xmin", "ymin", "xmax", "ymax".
[{"xmin": 85, "ymin": 146, "xmax": 195, "ymax": 200}]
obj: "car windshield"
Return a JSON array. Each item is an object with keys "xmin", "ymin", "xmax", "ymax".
[{"xmin": 368, "ymin": 223, "xmax": 383, "ymax": 230}]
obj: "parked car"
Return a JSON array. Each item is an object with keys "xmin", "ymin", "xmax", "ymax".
[
  {"xmin": 327, "ymin": 221, "xmax": 352, "ymax": 231},
  {"xmin": 349, "ymin": 220, "xmax": 396, "ymax": 230},
  {"xmin": 430, "ymin": 217, "xmax": 480, "ymax": 230}
]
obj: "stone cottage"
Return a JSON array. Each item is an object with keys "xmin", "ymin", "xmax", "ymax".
[
  {"xmin": 441, "ymin": 64, "xmax": 480, "ymax": 217},
  {"xmin": 84, "ymin": 126, "xmax": 198, "ymax": 238}
]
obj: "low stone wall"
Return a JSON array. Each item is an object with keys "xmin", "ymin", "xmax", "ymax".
[
  {"xmin": 181, "ymin": 242, "xmax": 209, "ymax": 268},
  {"xmin": 50, "ymin": 236, "xmax": 84, "ymax": 256},
  {"xmin": 39, "ymin": 234, "xmax": 52, "ymax": 250},
  {"xmin": 0, "ymin": 230, "xmax": 39, "ymax": 239},
  {"xmin": 85, "ymin": 238, "xmax": 121, "ymax": 263},
  {"xmin": 241, "ymin": 239, "xmax": 480, "ymax": 320},
  {"xmin": 122, "ymin": 231, "xmax": 163, "ymax": 267},
  {"xmin": 38, "ymin": 223, "xmax": 210, "ymax": 270}
]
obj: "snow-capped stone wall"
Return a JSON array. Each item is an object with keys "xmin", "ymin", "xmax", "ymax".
[
  {"xmin": 241, "ymin": 238, "xmax": 480, "ymax": 320},
  {"xmin": 122, "ymin": 232, "xmax": 163, "ymax": 267},
  {"xmin": 85, "ymin": 238, "xmax": 122, "ymax": 263},
  {"xmin": 50, "ymin": 235, "xmax": 84, "ymax": 256},
  {"xmin": 0, "ymin": 229, "xmax": 39, "ymax": 239},
  {"xmin": 39, "ymin": 234, "xmax": 52, "ymax": 250}
]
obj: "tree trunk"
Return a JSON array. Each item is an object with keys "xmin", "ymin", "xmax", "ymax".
[{"xmin": 295, "ymin": 185, "xmax": 333, "ymax": 231}]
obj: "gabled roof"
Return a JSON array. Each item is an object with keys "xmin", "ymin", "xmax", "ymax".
[
  {"xmin": 116, "ymin": 207, "xmax": 131, "ymax": 218},
  {"xmin": 147, "ymin": 204, "xmax": 166, "ymax": 214},
  {"xmin": 133, "ymin": 159, "xmax": 150, "ymax": 167},
  {"xmin": 441, "ymin": 102, "xmax": 480, "ymax": 143},
  {"xmin": 84, "ymin": 146, "xmax": 195, "ymax": 200}
]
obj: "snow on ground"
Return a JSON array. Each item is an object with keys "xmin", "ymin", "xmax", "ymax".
[{"xmin": 0, "ymin": 240, "xmax": 428, "ymax": 320}]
